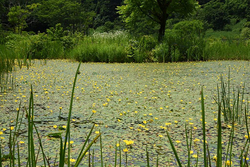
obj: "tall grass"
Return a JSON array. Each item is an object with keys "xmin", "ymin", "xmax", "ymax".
[
  {"xmin": 70, "ymin": 31, "xmax": 129, "ymax": 62},
  {"xmin": 205, "ymin": 38, "xmax": 250, "ymax": 60},
  {"xmin": 0, "ymin": 45, "xmax": 16, "ymax": 92},
  {"xmin": 166, "ymin": 85, "xmax": 248, "ymax": 166}
]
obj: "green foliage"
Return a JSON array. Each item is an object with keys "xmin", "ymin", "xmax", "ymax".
[
  {"xmin": 8, "ymin": 6, "xmax": 30, "ymax": 33},
  {"xmin": 36, "ymin": 0, "xmax": 95, "ymax": 33},
  {"xmin": 202, "ymin": 0, "xmax": 230, "ymax": 30},
  {"xmin": 241, "ymin": 27, "xmax": 250, "ymax": 38},
  {"xmin": 205, "ymin": 37, "xmax": 250, "ymax": 60},
  {"xmin": 70, "ymin": 31, "xmax": 128, "ymax": 63},
  {"xmin": 117, "ymin": 0, "xmax": 198, "ymax": 41},
  {"xmin": 153, "ymin": 20, "xmax": 206, "ymax": 62},
  {"xmin": 125, "ymin": 35, "xmax": 157, "ymax": 62}
]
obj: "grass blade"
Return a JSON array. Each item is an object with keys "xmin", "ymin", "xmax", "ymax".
[
  {"xmin": 201, "ymin": 86, "xmax": 207, "ymax": 166},
  {"xmin": 74, "ymin": 133, "xmax": 101, "ymax": 167},
  {"xmin": 166, "ymin": 130, "xmax": 182, "ymax": 167},
  {"xmin": 60, "ymin": 62, "xmax": 81, "ymax": 167}
]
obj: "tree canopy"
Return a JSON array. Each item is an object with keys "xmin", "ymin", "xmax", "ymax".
[{"xmin": 117, "ymin": 0, "xmax": 199, "ymax": 41}]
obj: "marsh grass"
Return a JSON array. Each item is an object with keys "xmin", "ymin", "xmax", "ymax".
[
  {"xmin": 70, "ymin": 31, "xmax": 129, "ymax": 63},
  {"xmin": 205, "ymin": 38, "xmax": 250, "ymax": 60},
  {"xmin": 218, "ymin": 69, "xmax": 246, "ymax": 124},
  {"xmin": 166, "ymin": 86, "xmax": 249, "ymax": 166}
]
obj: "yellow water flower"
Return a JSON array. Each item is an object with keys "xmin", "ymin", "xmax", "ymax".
[
  {"xmin": 53, "ymin": 125, "xmax": 57, "ymax": 129},
  {"xmin": 159, "ymin": 134, "xmax": 163, "ymax": 138},
  {"xmin": 226, "ymin": 160, "xmax": 232, "ymax": 166},
  {"xmin": 0, "ymin": 131, "xmax": 3, "ymax": 135},
  {"xmin": 165, "ymin": 123, "xmax": 171, "ymax": 126},
  {"xmin": 59, "ymin": 107, "xmax": 62, "ymax": 110},
  {"xmin": 192, "ymin": 154, "xmax": 198, "ymax": 158},
  {"xmin": 10, "ymin": 126, "xmax": 14, "ymax": 130},
  {"xmin": 116, "ymin": 143, "xmax": 120, "ymax": 147},
  {"xmin": 123, "ymin": 148, "xmax": 129, "ymax": 152},
  {"xmin": 92, "ymin": 110, "xmax": 97, "ymax": 113},
  {"xmin": 213, "ymin": 155, "xmax": 217, "ymax": 161},
  {"xmin": 95, "ymin": 131, "xmax": 100, "ymax": 134},
  {"xmin": 70, "ymin": 141, "xmax": 74, "ymax": 144},
  {"xmin": 123, "ymin": 140, "xmax": 134, "ymax": 145},
  {"xmin": 143, "ymin": 120, "xmax": 147, "ymax": 124},
  {"xmin": 70, "ymin": 158, "xmax": 76, "ymax": 162},
  {"xmin": 19, "ymin": 141, "xmax": 25, "ymax": 144},
  {"xmin": 194, "ymin": 138, "xmax": 200, "ymax": 142},
  {"xmin": 175, "ymin": 140, "xmax": 181, "ymax": 143}
]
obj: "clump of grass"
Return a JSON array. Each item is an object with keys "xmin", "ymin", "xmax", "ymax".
[
  {"xmin": 218, "ymin": 68, "xmax": 246, "ymax": 124},
  {"xmin": 205, "ymin": 37, "xmax": 250, "ymax": 60},
  {"xmin": 166, "ymin": 85, "xmax": 249, "ymax": 166},
  {"xmin": 70, "ymin": 31, "xmax": 129, "ymax": 63}
]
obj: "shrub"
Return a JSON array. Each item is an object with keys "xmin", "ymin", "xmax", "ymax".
[{"xmin": 157, "ymin": 20, "xmax": 206, "ymax": 62}]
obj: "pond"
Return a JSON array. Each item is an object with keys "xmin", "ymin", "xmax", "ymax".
[{"xmin": 0, "ymin": 60, "xmax": 249, "ymax": 166}]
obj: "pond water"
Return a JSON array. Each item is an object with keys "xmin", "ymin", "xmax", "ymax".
[{"xmin": 0, "ymin": 60, "xmax": 249, "ymax": 166}]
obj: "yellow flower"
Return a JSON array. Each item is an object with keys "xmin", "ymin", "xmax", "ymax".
[
  {"xmin": 154, "ymin": 117, "xmax": 158, "ymax": 120},
  {"xmin": 19, "ymin": 141, "xmax": 25, "ymax": 144},
  {"xmin": 213, "ymin": 155, "xmax": 217, "ymax": 161},
  {"xmin": 159, "ymin": 134, "xmax": 163, "ymax": 138},
  {"xmin": 53, "ymin": 125, "xmax": 57, "ymax": 129},
  {"xmin": 72, "ymin": 119, "xmax": 76, "ymax": 122},
  {"xmin": 70, "ymin": 141, "xmax": 74, "ymax": 144},
  {"xmin": 175, "ymin": 140, "xmax": 181, "ymax": 143},
  {"xmin": 165, "ymin": 123, "xmax": 171, "ymax": 126},
  {"xmin": 62, "ymin": 125, "xmax": 67, "ymax": 129},
  {"xmin": 192, "ymin": 154, "xmax": 198, "ymax": 158},
  {"xmin": 0, "ymin": 131, "xmax": 3, "ymax": 135},
  {"xmin": 70, "ymin": 158, "xmax": 76, "ymax": 162},
  {"xmin": 143, "ymin": 120, "xmax": 147, "ymax": 124},
  {"xmin": 95, "ymin": 131, "xmax": 100, "ymax": 134},
  {"xmin": 0, "ymin": 137, "xmax": 5, "ymax": 140},
  {"xmin": 159, "ymin": 107, "xmax": 163, "ymax": 110},
  {"xmin": 92, "ymin": 110, "xmax": 97, "ymax": 113},
  {"xmin": 174, "ymin": 121, "xmax": 178, "ymax": 124},
  {"xmin": 190, "ymin": 150, "xmax": 193, "ymax": 154},
  {"xmin": 2, "ymin": 128, "xmax": 6, "ymax": 131},
  {"xmin": 226, "ymin": 160, "xmax": 232, "ymax": 166},
  {"xmin": 194, "ymin": 138, "xmax": 200, "ymax": 142},
  {"xmin": 123, "ymin": 140, "xmax": 134, "ymax": 145},
  {"xmin": 116, "ymin": 143, "xmax": 120, "ymax": 147},
  {"xmin": 123, "ymin": 148, "xmax": 129, "ymax": 152},
  {"xmin": 59, "ymin": 107, "xmax": 62, "ymax": 110},
  {"xmin": 10, "ymin": 126, "xmax": 14, "ymax": 130}
]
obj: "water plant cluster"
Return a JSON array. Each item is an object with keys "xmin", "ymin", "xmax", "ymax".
[{"xmin": 0, "ymin": 60, "xmax": 249, "ymax": 166}]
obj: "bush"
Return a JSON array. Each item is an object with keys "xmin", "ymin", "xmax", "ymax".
[
  {"xmin": 157, "ymin": 20, "xmax": 206, "ymax": 62},
  {"xmin": 241, "ymin": 27, "xmax": 250, "ymax": 38}
]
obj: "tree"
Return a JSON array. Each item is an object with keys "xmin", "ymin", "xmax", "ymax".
[
  {"xmin": 36, "ymin": 0, "xmax": 95, "ymax": 33},
  {"xmin": 7, "ymin": 3, "xmax": 40, "ymax": 33},
  {"xmin": 117, "ymin": 0, "xmax": 199, "ymax": 41},
  {"xmin": 202, "ymin": 0, "xmax": 229, "ymax": 30}
]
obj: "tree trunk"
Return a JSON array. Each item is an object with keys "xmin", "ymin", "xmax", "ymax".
[{"xmin": 158, "ymin": 20, "xmax": 166, "ymax": 42}]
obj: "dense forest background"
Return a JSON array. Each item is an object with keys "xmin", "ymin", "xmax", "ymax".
[
  {"xmin": 0, "ymin": 0, "xmax": 250, "ymax": 63},
  {"xmin": 0, "ymin": 0, "xmax": 249, "ymax": 35}
]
